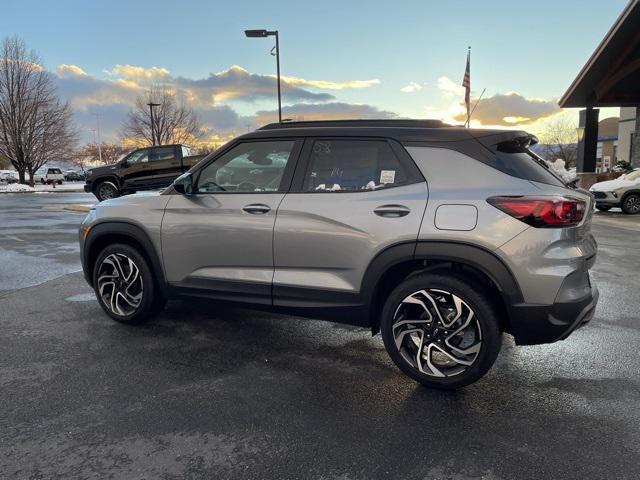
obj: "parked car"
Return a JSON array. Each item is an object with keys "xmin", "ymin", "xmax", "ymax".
[
  {"xmin": 34, "ymin": 167, "xmax": 64, "ymax": 185},
  {"xmin": 589, "ymin": 168, "xmax": 640, "ymax": 214},
  {"xmin": 79, "ymin": 120, "xmax": 598, "ymax": 389},
  {"xmin": 65, "ymin": 170, "xmax": 85, "ymax": 181},
  {"xmin": 0, "ymin": 170, "xmax": 19, "ymax": 184},
  {"xmin": 84, "ymin": 144, "xmax": 205, "ymax": 201}
]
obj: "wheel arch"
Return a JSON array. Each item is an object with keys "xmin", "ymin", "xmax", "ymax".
[
  {"xmin": 92, "ymin": 176, "xmax": 121, "ymax": 192},
  {"xmin": 363, "ymin": 241, "xmax": 523, "ymax": 335},
  {"xmin": 83, "ymin": 221, "xmax": 167, "ymax": 296},
  {"xmin": 621, "ymin": 189, "xmax": 640, "ymax": 203}
]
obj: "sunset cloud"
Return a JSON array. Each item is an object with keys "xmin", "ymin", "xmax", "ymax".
[
  {"xmin": 451, "ymin": 92, "xmax": 560, "ymax": 126},
  {"xmin": 55, "ymin": 64, "xmax": 88, "ymax": 77},
  {"xmin": 251, "ymin": 102, "xmax": 397, "ymax": 126},
  {"xmin": 281, "ymin": 75, "xmax": 380, "ymax": 90},
  {"xmin": 400, "ymin": 82, "xmax": 423, "ymax": 93},
  {"xmin": 105, "ymin": 64, "xmax": 171, "ymax": 84},
  {"xmin": 437, "ymin": 76, "xmax": 464, "ymax": 98},
  {"xmin": 51, "ymin": 63, "xmax": 393, "ymax": 142}
]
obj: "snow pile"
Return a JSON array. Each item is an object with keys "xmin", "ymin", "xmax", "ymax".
[
  {"xmin": 0, "ymin": 183, "xmax": 36, "ymax": 193},
  {"xmin": 546, "ymin": 159, "xmax": 577, "ymax": 184}
]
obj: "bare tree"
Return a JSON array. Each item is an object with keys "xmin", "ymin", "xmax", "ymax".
[
  {"xmin": 538, "ymin": 116, "xmax": 578, "ymax": 169},
  {"xmin": 122, "ymin": 86, "xmax": 200, "ymax": 146},
  {"xmin": 74, "ymin": 141, "xmax": 129, "ymax": 168},
  {"xmin": 0, "ymin": 36, "xmax": 77, "ymax": 185}
]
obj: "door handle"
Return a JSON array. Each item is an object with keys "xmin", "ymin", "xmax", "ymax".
[
  {"xmin": 242, "ymin": 203, "xmax": 271, "ymax": 214},
  {"xmin": 374, "ymin": 204, "xmax": 411, "ymax": 218}
]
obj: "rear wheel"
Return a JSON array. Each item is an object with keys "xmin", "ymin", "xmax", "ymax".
[
  {"xmin": 95, "ymin": 181, "xmax": 120, "ymax": 201},
  {"xmin": 595, "ymin": 205, "xmax": 611, "ymax": 212},
  {"xmin": 381, "ymin": 273, "xmax": 502, "ymax": 389},
  {"xmin": 621, "ymin": 193, "xmax": 640, "ymax": 215},
  {"xmin": 93, "ymin": 243, "xmax": 165, "ymax": 324}
]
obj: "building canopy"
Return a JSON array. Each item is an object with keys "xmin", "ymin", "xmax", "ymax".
[{"xmin": 559, "ymin": 0, "xmax": 640, "ymax": 108}]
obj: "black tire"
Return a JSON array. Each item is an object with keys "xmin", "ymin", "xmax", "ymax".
[
  {"xmin": 595, "ymin": 205, "xmax": 611, "ymax": 212},
  {"xmin": 94, "ymin": 181, "xmax": 120, "ymax": 202},
  {"xmin": 92, "ymin": 243, "xmax": 165, "ymax": 324},
  {"xmin": 380, "ymin": 273, "xmax": 502, "ymax": 390},
  {"xmin": 621, "ymin": 193, "xmax": 640, "ymax": 215},
  {"xmin": 57, "ymin": 180, "xmax": 62, "ymax": 185}
]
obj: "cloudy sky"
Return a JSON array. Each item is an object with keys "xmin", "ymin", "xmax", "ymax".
[{"xmin": 1, "ymin": 0, "xmax": 627, "ymax": 145}]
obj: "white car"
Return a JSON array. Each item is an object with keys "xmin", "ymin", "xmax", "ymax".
[
  {"xmin": 0, "ymin": 170, "xmax": 19, "ymax": 184},
  {"xmin": 590, "ymin": 169, "xmax": 640, "ymax": 214},
  {"xmin": 33, "ymin": 167, "xmax": 64, "ymax": 185}
]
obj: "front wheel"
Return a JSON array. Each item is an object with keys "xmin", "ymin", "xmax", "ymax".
[
  {"xmin": 381, "ymin": 273, "xmax": 502, "ymax": 390},
  {"xmin": 94, "ymin": 181, "xmax": 120, "ymax": 201},
  {"xmin": 621, "ymin": 193, "xmax": 640, "ymax": 215},
  {"xmin": 93, "ymin": 243, "xmax": 165, "ymax": 324}
]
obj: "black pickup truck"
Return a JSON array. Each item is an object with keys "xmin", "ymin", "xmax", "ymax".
[{"xmin": 84, "ymin": 144, "xmax": 205, "ymax": 201}]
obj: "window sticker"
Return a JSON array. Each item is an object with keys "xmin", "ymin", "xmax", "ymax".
[{"xmin": 380, "ymin": 170, "xmax": 396, "ymax": 184}]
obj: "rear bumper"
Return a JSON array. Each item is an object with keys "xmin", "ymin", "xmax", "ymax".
[{"xmin": 507, "ymin": 274, "xmax": 599, "ymax": 345}]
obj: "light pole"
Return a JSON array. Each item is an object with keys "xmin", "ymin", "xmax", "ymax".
[
  {"xmin": 244, "ymin": 29, "xmax": 282, "ymax": 123},
  {"xmin": 146, "ymin": 102, "xmax": 161, "ymax": 145},
  {"xmin": 94, "ymin": 112, "xmax": 103, "ymax": 164}
]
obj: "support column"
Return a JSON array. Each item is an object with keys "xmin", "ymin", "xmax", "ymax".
[
  {"xmin": 631, "ymin": 107, "xmax": 640, "ymax": 168},
  {"xmin": 576, "ymin": 108, "xmax": 600, "ymax": 172}
]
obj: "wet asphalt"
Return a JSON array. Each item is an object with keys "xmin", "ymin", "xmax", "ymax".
[{"xmin": 0, "ymin": 193, "xmax": 639, "ymax": 479}]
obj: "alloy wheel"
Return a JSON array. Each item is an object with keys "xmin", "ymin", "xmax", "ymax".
[
  {"xmin": 98, "ymin": 183, "xmax": 116, "ymax": 200},
  {"xmin": 624, "ymin": 195, "xmax": 640, "ymax": 214},
  {"xmin": 391, "ymin": 289, "xmax": 482, "ymax": 377},
  {"xmin": 96, "ymin": 253, "xmax": 143, "ymax": 316}
]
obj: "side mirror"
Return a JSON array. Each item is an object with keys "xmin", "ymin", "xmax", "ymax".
[{"xmin": 173, "ymin": 172, "xmax": 193, "ymax": 195}]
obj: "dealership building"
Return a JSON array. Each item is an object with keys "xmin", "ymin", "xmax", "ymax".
[{"xmin": 559, "ymin": 0, "xmax": 639, "ymax": 172}]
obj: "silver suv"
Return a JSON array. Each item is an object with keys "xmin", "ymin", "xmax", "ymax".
[{"xmin": 79, "ymin": 120, "xmax": 599, "ymax": 389}]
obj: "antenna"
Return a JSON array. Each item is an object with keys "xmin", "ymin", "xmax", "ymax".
[{"xmin": 468, "ymin": 88, "xmax": 486, "ymax": 126}]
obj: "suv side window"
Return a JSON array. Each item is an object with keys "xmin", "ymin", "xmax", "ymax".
[
  {"xmin": 149, "ymin": 146, "xmax": 175, "ymax": 162},
  {"xmin": 197, "ymin": 140, "xmax": 296, "ymax": 193},
  {"xmin": 302, "ymin": 139, "xmax": 408, "ymax": 192},
  {"xmin": 127, "ymin": 149, "xmax": 150, "ymax": 164}
]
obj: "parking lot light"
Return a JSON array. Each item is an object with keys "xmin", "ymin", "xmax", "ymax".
[{"xmin": 244, "ymin": 29, "xmax": 282, "ymax": 123}]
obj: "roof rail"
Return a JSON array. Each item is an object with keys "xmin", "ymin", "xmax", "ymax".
[{"xmin": 258, "ymin": 119, "xmax": 451, "ymax": 130}]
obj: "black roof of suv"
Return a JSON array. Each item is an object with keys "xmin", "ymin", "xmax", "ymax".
[{"xmin": 240, "ymin": 119, "xmax": 532, "ymax": 146}]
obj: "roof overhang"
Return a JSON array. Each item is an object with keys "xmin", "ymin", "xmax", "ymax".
[{"xmin": 559, "ymin": 0, "xmax": 640, "ymax": 108}]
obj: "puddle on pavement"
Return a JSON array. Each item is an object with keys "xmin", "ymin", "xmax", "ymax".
[{"xmin": 65, "ymin": 293, "xmax": 96, "ymax": 302}]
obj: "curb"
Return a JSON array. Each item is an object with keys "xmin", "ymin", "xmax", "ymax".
[{"xmin": 63, "ymin": 204, "xmax": 93, "ymax": 213}]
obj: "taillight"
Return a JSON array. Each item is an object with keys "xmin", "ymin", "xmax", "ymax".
[{"xmin": 487, "ymin": 196, "xmax": 586, "ymax": 227}]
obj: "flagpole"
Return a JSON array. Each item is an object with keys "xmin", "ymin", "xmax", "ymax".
[{"xmin": 465, "ymin": 46, "xmax": 471, "ymax": 128}]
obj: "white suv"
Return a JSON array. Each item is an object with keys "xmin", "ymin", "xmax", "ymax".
[{"xmin": 34, "ymin": 167, "xmax": 64, "ymax": 185}]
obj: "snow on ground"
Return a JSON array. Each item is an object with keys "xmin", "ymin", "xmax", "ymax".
[
  {"xmin": 0, "ymin": 183, "xmax": 35, "ymax": 193},
  {"xmin": 34, "ymin": 182, "xmax": 85, "ymax": 193}
]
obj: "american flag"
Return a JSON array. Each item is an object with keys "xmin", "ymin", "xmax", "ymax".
[{"xmin": 462, "ymin": 48, "xmax": 470, "ymax": 126}]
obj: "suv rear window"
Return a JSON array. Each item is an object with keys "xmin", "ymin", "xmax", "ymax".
[
  {"xmin": 494, "ymin": 147, "xmax": 565, "ymax": 187},
  {"xmin": 303, "ymin": 139, "xmax": 409, "ymax": 192},
  {"xmin": 48, "ymin": 168, "xmax": 62, "ymax": 174}
]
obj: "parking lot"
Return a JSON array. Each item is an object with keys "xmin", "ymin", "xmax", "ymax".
[{"xmin": 1, "ymin": 192, "xmax": 639, "ymax": 479}]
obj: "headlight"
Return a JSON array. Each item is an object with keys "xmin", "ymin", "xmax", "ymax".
[{"xmin": 86, "ymin": 170, "xmax": 93, "ymax": 178}]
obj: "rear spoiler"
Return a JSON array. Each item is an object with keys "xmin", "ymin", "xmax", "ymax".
[{"xmin": 473, "ymin": 131, "xmax": 538, "ymax": 152}]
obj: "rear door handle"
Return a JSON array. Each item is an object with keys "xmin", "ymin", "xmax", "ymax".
[
  {"xmin": 243, "ymin": 203, "xmax": 271, "ymax": 214},
  {"xmin": 374, "ymin": 204, "xmax": 411, "ymax": 218}
]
